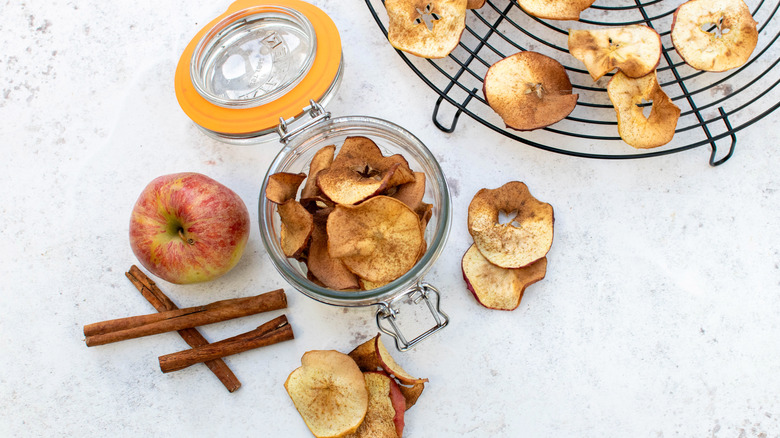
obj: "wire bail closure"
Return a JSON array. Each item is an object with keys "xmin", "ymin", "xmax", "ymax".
[
  {"xmin": 277, "ymin": 100, "xmax": 331, "ymax": 144},
  {"xmin": 375, "ymin": 282, "xmax": 449, "ymax": 352}
]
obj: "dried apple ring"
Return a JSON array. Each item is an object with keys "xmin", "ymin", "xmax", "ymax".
[
  {"xmin": 518, "ymin": 0, "xmax": 595, "ymax": 20},
  {"xmin": 671, "ymin": 0, "xmax": 758, "ymax": 72},
  {"xmin": 607, "ymin": 71, "xmax": 681, "ymax": 149},
  {"xmin": 285, "ymin": 350, "xmax": 369, "ymax": 438},
  {"xmin": 462, "ymin": 244, "xmax": 547, "ymax": 310},
  {"xmin": 484, "ymin": 51, "xmax": 578, "ymax": 131},
  {"xmin": 327, "ymin": 196, "xmax": 424, "ymax": 284},
  {"xmin": 467, "ymin": 181, "xmax": 554, "ymax": 269},
  {"xmin": 385, "ymin": 0, "xmax": 467, "ymax": 59},
  {"xmin": 568, "ymin": 25, "xmax": 662, "ymax": 81}
]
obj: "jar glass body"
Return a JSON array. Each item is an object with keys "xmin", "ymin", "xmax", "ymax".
[{"xmin": 259, "ymin": 116, "xmax": 452, "ymax": 308}]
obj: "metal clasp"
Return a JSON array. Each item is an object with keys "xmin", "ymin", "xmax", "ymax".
[
  {"xmin": 276, "ymin": 100, "xmax": 331, "ymax": 144},
  {"xmin": 375, "ymin": 282, "xmax": 449, "ymax": 352}
]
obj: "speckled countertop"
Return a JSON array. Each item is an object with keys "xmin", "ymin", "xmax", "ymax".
[{"xmin": 3, "ymin": 1, "xmax": 780, "ymax": 437}]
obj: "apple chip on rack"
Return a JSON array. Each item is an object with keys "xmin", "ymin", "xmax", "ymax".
[
  {"xmin": 671, "ymin": 0, "xmax": 758, "ymax": 72},
  {"xmin": 484, "ymin": 51, "xmax": 578, "ymax": 131},
  {"xmin": 568, "ymin": 25, "xmax": 662, "ymax": 81},
  {"xmin": 607, "ymin": 71, "xmax": 681, "ymax": 149},
  {"xmin": 385, "ymin": 0, "xmax": 468, "ymax": 59}
]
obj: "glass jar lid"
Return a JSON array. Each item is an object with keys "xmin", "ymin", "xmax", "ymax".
[
  {"xmin": 174, "ymin": 0, "xmax": 342, "ymax": 140},
  {"xmin": 190, "ymin": 6, "xmax": 317, "ymax": 109}
]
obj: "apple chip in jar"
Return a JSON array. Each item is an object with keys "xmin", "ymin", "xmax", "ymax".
[
  {"xmin": 328, "ymin": 196, "xmax": 424, "ymax": 284},
  {"xmin": 266, "ymin": 172, "xmax": 307, "ymax": 204},
  {"xmin": 307, "ymin": 221, "xmax": 360, "ymax": 291},
  {"xmin": 518, "ymin": 0, "xmax": 595, "ymax": 20},
  {"xmin": 386, "ymin": 0, "xmax": 468, "ymax": 59},
  {"xmin": 607, "ymin": 71, "xmax": 681, "ymax": 149},
  {"xmin": 468, "ymin": 181, "xmax": 554, "ymax": 269},
  {"xmin": 484, "ymin": 51, "xmax": 578, "ymax": 131},
  {"xmin": 317, "ymin": 137, "xmax": 415, "ymax": 206},
  {"xmin": 462, "ymin": 244, "xmax": 547, "ymax": 311},
  {"xmin": 568, "ymin": 25, "xmax": 662, "ymax": 81},
  {"xmin": 671, "ymin": 0, "xmax": 758, "ymax": 72},
  {"xmin": 285, "ymin": 350, "xmax": 369, "ymax": 438},
  {"xmin": 300, "ymin": 144, "xmax": 336, "ymax": 211},
  {"xmin": 278, "ymin": 200, "xmax": 314, "ymax": 259}
]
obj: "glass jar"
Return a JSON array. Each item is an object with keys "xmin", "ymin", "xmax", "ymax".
[
  {"xmin": 259, "ymin": 104, "xmax": 452, "ymax": 351},
  {"xmin": 175, "ymin": 0, "xmax": 342, "ymax": 144}
]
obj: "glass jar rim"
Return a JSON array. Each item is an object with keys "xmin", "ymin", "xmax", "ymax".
[{"xmin": 258, "ymin": 115, "xmax": 452, "ymax": 307}]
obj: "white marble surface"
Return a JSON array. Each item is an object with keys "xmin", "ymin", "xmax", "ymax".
[{"xmin": 3, "ymin": 1, "xmax": 780, "ymax": 437}]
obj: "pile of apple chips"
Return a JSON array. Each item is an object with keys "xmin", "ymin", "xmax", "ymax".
[
  {"xmin": 461, "ymin": 181, "xmax": 553, "ymax": 311},
  {"xmin": 266, "ymin": 136, "xmax": 432, "ymax": 290},
  {"xmin": 285, "ymin": 334, "xmax": 427, "ymax": 438}
]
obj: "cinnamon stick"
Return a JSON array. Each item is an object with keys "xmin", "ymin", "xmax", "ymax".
[
  {"xmin": 84, "ymin": 288, "xmax": 287, "ymax": 347},
  {"xmin": 159, "ymin": 314, "xmax": 294, "ymax": 373},
  {"xmin": 125, "ymin": 266, "xmax": 241, "ymax": 392}
]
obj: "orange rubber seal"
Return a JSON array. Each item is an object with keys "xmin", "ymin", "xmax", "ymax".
[{"xmin": 174, "ymin": 0, "xmax": 342, "ymax": 136}]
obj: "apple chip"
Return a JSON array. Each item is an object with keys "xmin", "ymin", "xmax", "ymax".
[
  {"xmin": 285, "ymin": 350, "xmax": 369, "ymax": 438},
  {"xmin": 386, "ymin": 0, "xmax": 468, "ymax": 59},
  {"xmin": 462, "ymin": 244, "xmax": 547, "ymax": 311},
  {"xmin": 308, "ymin": 222, "xmax": 360, "ymax": 291},
  {"xmin": 266, "ymin": 172, "xmax": 306, "ymax": 204},
  {"xmin": 398, "ymin": 382, "xmax": 425, "ymax": 411},
  {"xmin": 467, "ymin": 181, "xmax": 554, "ymax": 269},
  {"xmin": 391, "ymin": 172, "xmax": 426, "ymax": 212},
  {"xmin": 467, "ymin": 0, "xmax": 485, "ymax": 8},
  {"xmin": 317, "ymin": 137, "xmax": 415, "ymax": 206},
  {"xmin": 344, "ymin": 372, "xmax": 405, "ymax": 438},
  {"xmin": 278, "ymin": 200, "xmax": 314, "ymax": 259},
  {"xmin": 568, "ymin": 25, "xmax": 662, "ymax": 80},
  {"xmin": 607, "ymin": 71, "xmax": 681, "ymax": 149},
  {"xmin": 327, "ymin": 196, "xmax": 424, "ymax": 284},
  {"xmin": 484, "ymin": 51, "xmax": 578, "ymax": 131},
  {"xmin": 301, "ymin": 145, "xmax": 336, "ymax": 210},
  {"xmin": 518, "ymin": 0, "xmax": 595, "ymax": 20},
  {"xmin": 349, "ymin": 334, "xmax": 429, "ymax": 386},
  {"xmin": 671, "ymin": 0, "xmax": 758, "ymax": 72}
]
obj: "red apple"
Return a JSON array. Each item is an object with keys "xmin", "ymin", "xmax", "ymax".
[{"xmin": 129, "ymin": 172, "xmax": 250, "ymax": 284}]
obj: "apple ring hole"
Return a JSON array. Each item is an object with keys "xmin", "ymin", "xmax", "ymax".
[
  {"xmin": 701, "ymin": 17, "xmax": 731, "ymax": 38},
  {"xmin": 497, "ymin": 209, "xmax": 522, "ymax": 228},
  {"xmin": 414, "ymin": 3, "xmax": 440, "ymax": 31},
  {"xmin": 524, "ymin": 83, "xmax": 545, "ymax": 99},
  {"xmin": 637, "ymin": 98, "xmax": 653, "ymax": 119}
]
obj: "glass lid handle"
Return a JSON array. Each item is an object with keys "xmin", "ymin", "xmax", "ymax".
[
  {"xmin": 375, "ymin": 282, "xmax": 449, "ymax": 352},
  {"xmin": 276, "ymin": 100, "xmax": 331, "ymax": 144}
]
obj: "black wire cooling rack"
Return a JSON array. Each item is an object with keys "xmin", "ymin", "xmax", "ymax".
[{"xmin": 365, "ymin": 0, "xmax": 780, "ymax": 165}]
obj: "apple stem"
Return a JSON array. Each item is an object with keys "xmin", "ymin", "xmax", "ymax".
[{"xmin": 178, "ymin": 228, "xmax": 195, "ymax": 245}]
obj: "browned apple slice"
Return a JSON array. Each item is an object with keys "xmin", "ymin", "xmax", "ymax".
[
  {"xmin": 468, "ymin": 181, "xmax": 554, "ymax": 269},
  {"xmin": 327, "ymin": 196, "xmax": 424, "ymax": 284},
  {"xmin": 307, "ymin": 221, "xmax": 360, "ymax": 291},
  {"xmin": 386, "ymin": 0, "xmax": 468, "ymax": 59},
  {"xmin": 317, "ymin": 137, "xmax": 415, "ymax": 206},
  {"xmin": 344, "ymin": 372, "xmax": 405, "ymax": 438},
  {"xmin": 484, "ymin": 51, "xmax": 578, "ymax": 131},
  {"xmin": 278, "ymin": 200, "xmax": 314, "ymax": 259},
  {"xmin": 671, "ymin": 0, "xmax": 758, "ymax": 72},
  {"xmin": 391, "ymin": 172, "xmax": 426, "ymax": 212},
  {"xmin": 607, "ymin": 71, "xmax": 681, "ymax": 149},
  {"xmin": 467, "ymin": 0, "xmax": 485, "ymax": 8},
  {"xmin": 462, "ymin": 244, "xmax": 547, "ymax": 310},
  {"xmin": 568, "ymin": 25, "xmax": 662, "ymax": 80},
  {"xmin": 266, "ymin": 172, "xmax": 306, "ymax": 204},
  {"xmin": 300, "ymin": 144, "xmax": 336, "ymax": 210},
  {"xmin": 518, "ymin": 0, "xmax": 595, "ymax": 20},
  {"xmin": 398, "ymin": 382, "xmax": 425, "ymax": 410},
  {"xmin": 285, "ymin": 350, "xmax": 369, "ymax": 438}
]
